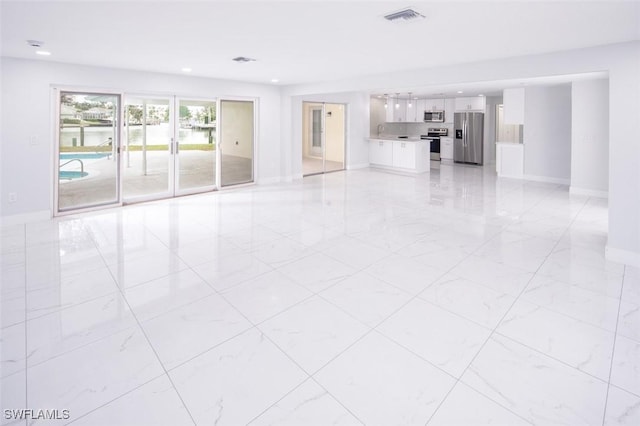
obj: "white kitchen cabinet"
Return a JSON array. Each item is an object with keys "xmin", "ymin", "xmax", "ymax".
[
  {"xmin": 405, "ymin": 100, "xmax": 417, "ymax": 122},
  {"xmin": 503, "ymin": 88, "xmax": 525, "ymax": 124},
  {"xmin": 369, "ymin": 139, "xmax": 393, "ymax": 166},
  {"xmin": 496, "ymin": 142, "xmax": 524, "ymax": 178},
  {"xmin": 444, "ymin": 98, "xmax": 455, "ymax": 123},
  {"xmin": 455, "ymin": 97, "xmax": 486, "ymax": 112},
  {"xmin": 440, "ymin": 137, "xmax": 454, "ymax": 160},
  {"xmin": 393, "ymin": 99, "xmax": 407, "ymax": 122},
  {"xmin": 369, "ymin": 139, "xmax": 429, "ymax": 172},
  {"xmin": 416, "ymin": 99, "xmax": 426, "ymax": 122},
  {"xmin": 392, "ymin": 141, "xmax": 416, "ymax": 169},
  {"xmin": 385, "ymin": 101, "xmax": 394, "ymax": 122},
  {"xmin": 424, "ymin": 98, "xmax": 445, "ymax": 111}
]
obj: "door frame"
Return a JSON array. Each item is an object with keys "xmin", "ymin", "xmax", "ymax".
[
  {"xmin": 53, "ymin": 86, "xmax": 124, "ymax": 216},
  {"xmin": 302, "ymin": 101, "xmax": 347, "ymax": 177}
]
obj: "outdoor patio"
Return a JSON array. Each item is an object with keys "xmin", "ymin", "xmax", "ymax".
[{"xmin": 58, "ymin": 150, "xmax": 252, "ymax": 210}]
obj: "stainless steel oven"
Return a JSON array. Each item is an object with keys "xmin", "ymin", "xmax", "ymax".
[{"xmin": 421, "ymin": 128, "xmax": 448, "ymax": 161}]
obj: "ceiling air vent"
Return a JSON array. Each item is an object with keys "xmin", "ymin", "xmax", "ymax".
[
  {"xmin": 232, "ymin": 56, "xmax": 256, "ymax": 63},
  {"xmin": 383, "ymin": 8, "xmax": 425, "ymax": 22}
]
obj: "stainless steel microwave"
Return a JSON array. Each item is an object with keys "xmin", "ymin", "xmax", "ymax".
[{"xmin": 424, "ymin": 111, "xmax": 445, "ymax": 122}]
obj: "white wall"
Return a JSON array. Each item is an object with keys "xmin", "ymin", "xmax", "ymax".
[
  {"xmin": 325, "ymin": 103, "xmax": 345, "ymax": 164},
  {"xmin": 523, "ymin": 85, "xmax": 572, "ymax": 183},
  {"xmin": 571, "ymin": 79, "xmax": 609, "ymax": 196},
  {"xmin": 0, "ymin": 58, "xmax": 281, "ymax": 220},
  {"xmin": 369, "ymin": 97, "xmax": 386, "ymax": 136},
  {"xmin": 484, "ymin": 95, "xmax": 502, "ymax": 165},
  {"xmin": 607, "ymin": 47, "xmax": 640, "ymax": 264}
]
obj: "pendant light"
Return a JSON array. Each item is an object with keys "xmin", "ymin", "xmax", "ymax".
[
  {"xmin": 395, "ymin": 93, "xmax": 400, "ymax": 109},
  {"xmin": 384, "ymin": 94, "xmax": 388, "ymax": 109},
  {"xmin": 408, "ymin": 92, "xmax": 413, "ymax": 108}
]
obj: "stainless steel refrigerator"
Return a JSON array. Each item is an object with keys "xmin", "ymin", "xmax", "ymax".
[{"xmin": 454, "ymin": 112, "xmax": 484, "ymax": 165}]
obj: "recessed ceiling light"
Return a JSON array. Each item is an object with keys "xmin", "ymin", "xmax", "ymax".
[
  {"xmin": 271, "ymin": 78, "xmax": 279, "ymax": 83},
  {"xmin": 35, "ymin": 51, "xmax": 51, "ymax": 56},
  {"xmin": 181, "ymin": 67, "xmax": 192, "ymax": 72},
  {"xmin": 478, "ymin": 94, "xmax": 484, "ymax": 97},
  {"xmin": 457, "ymin": 90, "xmax": 464, "ymax": 94}
]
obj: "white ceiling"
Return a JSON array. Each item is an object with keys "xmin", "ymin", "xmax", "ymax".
[{"xmin": 1, "ymin": 0, "xmax": 639, "ymax": 89}]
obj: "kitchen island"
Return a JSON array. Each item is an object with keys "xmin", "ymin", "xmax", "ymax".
[{"xmin": 369, "ymin": 137, "xmax": 430, "ymax": 173}]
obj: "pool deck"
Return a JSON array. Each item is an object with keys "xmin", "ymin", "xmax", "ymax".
[{"xmin": 58, "ymin": 150, "xmax": 252, "ymax": 210}]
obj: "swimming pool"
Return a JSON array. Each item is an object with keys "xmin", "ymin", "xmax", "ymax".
[
  {"xmin": 60, "ymin": 153, "xmax": 110, "ymax": 160},
  {"xmin": 59, "ymin": 171, "xmax": 89, "ymax": 180}
]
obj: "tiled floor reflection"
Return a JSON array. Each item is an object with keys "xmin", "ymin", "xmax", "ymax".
[{"xmin": 1, "ymin": 164, "xmax": 639, "ymax": 425}]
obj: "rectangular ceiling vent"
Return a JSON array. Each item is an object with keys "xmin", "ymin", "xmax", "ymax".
[
  {"xmin": 232, "ymin": 56, "xmax": 256, "ymax": 63},
  {"xmin": 384, "ymin": 8, "xmax": 425, "ymax": 22}
]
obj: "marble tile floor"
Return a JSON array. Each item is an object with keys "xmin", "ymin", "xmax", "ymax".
[{"xmin": 1, "ymin": 164, "xmax": 639, "ymax": 425}]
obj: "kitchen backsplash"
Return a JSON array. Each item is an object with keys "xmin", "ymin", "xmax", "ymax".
[{"xmin": 377, "ymin": 122, "xmax": 453, "ymax": 137}]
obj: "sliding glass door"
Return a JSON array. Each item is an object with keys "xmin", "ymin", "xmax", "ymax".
[
  {"xmin": 56, "ymin": 92, "xmax": 255, "ymax": 213},
  {"xmin": 123, "ymin": 96, "xmax": 173, "ymax": 201},
  {"xmin": 123, "ymin": 96, "xmax": 217, "ymax": 200},
  {"xmin": 57, "ymin": 91, "xmax": 121, "ymax": 212},
  {"xmin": 176, "ymin": 98, "xmax": 217, "ymax": 194},
  {"xmin": 302, "ymin": 102, "xmax": 345, "ymax": 176}
]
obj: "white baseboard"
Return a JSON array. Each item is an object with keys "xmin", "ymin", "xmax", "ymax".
[
  {"xmin": 497, "ymin": 172, "xmax": 524, "ymax": 180},
  {"xmin": 347, "ymin": 163, "xmax": 370, "ymax": 170},
  {"xmin": 570, "ymin": 186, "xmax": 609, "ymax": 198},
  {"xmin": 523, "ymin": 174, "xmax": 570, "ymax": 185},
  {"xmin": 369, "ymin": 165, "xmax": 427, "ymax": 175},
  {"xmin": 606, "ymin": 245, "xmax": 640, "ymax": 267},
  {"xmin": 1, "ymin": 209, "xmax": 51, "ymax": 227},
  {"xmin": 257, "ymin": 176, "xmax": 281, "ymax": 185}
]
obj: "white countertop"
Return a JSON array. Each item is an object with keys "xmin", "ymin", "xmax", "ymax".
[{"xmin": 369, "ymin": 136, "xmax": 425, "ymax": 142}]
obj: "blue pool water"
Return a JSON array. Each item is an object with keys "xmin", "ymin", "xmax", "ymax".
[
  {"xmin": 60, "ymin": 153, "xmax": 110, "ymax": 160},
  {"xmin": 59, "ymin": 171, "xmax": 89, "ymax": 180}
]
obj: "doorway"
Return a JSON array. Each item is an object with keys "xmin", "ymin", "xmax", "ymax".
[
  {"xmin": 55, "ymin": 90, "xmax": 255, "ymax": 214},
  {"xmin": 219, "ymin": 99, "xmax": 255, "ymax": 187},
  {"xmin": 302, "ymin": 102, "xmax": 346, "ymax": 176}
]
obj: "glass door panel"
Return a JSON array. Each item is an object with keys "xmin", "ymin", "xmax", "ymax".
[
  {"xmin": 123, "ymin": 96, "xmax": 172, "ymax": 200},
  {"xmin": 58, "ymin": 92, "xmax": 120, "ymax": 212},
  {"xmin": 176, "ymin": 99, "xmax": 217, "ymax": 193},
  {"xmin": 324, "ymin": 103, "xmax": 345, "ymax": 173},
  {"xmin": 220, "ymin": 100, "xmax": 254, "ymax": 187},
  {"xmin": 302, "ymin": 102, "xmax": 345, "ymax": 176},
  {"xmin": 302, "ymin": 102, "xmax": 324, "ymax": 176}
]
